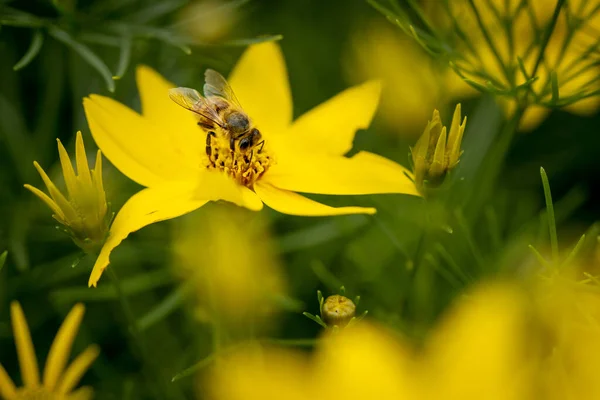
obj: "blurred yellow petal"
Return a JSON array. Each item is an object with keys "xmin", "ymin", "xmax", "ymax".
[
  {"xmin": 43, "ymin": 304, "xmax": 85, "ymax": 390},
  {"xmin": 519, "ymin": 105, "xmax": 551, "ymax": 132},
  {"xmin": 207, "ymin": 347, "xmax": 311, "ymax": 400},
  {"xmin": 228, "ymin": 42, "xmax": 292, "ymax": 136},
  {"xmin": 68, "ymin": 386, "xmax": 94, "ymax": 400},
  {"xmin": 56, "ymin": 345, "xmax": 100, "ymax": 395},
  {"xmin": 254, "ymin": 182, "xmax": 375, "ymax": 216},
  {"xmin": 83, "ymin": 95, "xmax": 197, "ymax": 188},
  {"xmin": 0, "ymin": 364, "xmax": 16, "ymax": 400},
  {"xmin": 284, "ymin": 81, "xmax": 381, "ymax": 156},
  {"xmin": 263, "ymin": 151, "xmax": 418, "ymax": 196},
  {"xmin": 136, "ymin": 65, "xmax": 204, "ymax": 168},
  {"xmin": 88, "ymin": 183, "xmax": 207, "ymax": 287},
  {"xmin": 10, "ymin": 302, "xmax": 40, "ymax": 387},
  {"xmin": 315, "ymin": 324, "xmax": 415, "ymax": 399},
  {"xmin": 423, "ymin": 284, "xmax": 534, "ymax": 400}
]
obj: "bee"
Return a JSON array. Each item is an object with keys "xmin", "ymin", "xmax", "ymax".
[{"xmin": 168, "ymin": 69, "xmax": 263, "ymax": 161}]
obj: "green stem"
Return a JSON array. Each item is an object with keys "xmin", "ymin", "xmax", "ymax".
[
  {"xmin": 529, "ymin": 0, "xmax": 565, "ymax": 80},
  {"xmin": 107, "ymin": 267, "xmax": 175, "ymax": 400}
]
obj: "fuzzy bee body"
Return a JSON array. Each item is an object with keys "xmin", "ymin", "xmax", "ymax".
[{"xmin": 168, "ymin": 69, "xmax": 263, "ymax": 159}]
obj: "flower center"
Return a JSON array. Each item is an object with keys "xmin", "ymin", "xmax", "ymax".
[{"xmin": 204, "ymin": 130, "xmax": 273, "ymax": 188}]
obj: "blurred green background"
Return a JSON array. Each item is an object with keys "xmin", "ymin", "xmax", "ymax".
[{"xmin": 1, "ymin": 0, "xmax": 599, "ymax": 398}]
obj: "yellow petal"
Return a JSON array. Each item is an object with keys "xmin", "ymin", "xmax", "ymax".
[
  {"xmin": 32, "ymin": 161, "xmax": 78, "ymax": 223},
  {"xmin": 262, "ymin": 151, "xmax": 418, "ymax": 196},
  {"xmin": 517, "ymin": 105, "xmax": 550, "ymax": 132},
  {"xmin": 136, "ymin": 66, "xmax": 204, "ymax": 168},
  {"xmin": 195, "ymin": 170, "xmax": 263, "ymax": 211},
  {"xmin": 0, "ymin": 363, "xmax": 17, "ymax": 400},
  {"xmin": 228, "ymin": 42, "xmax": 292, "ymax": 137},
  {"xmin": 43, "ymin": 304, "xmax": 85, "ymax": 390},
  {"xmin": 93, "ymin": 149, "xmax": 107, "ymax": 221},
  {"xmin": 75, "ymin": 131, "xmax": 93, "ymax": 190},
  {"xmin": 56, "ymin": 345, "xmax": 99, "ymax": 395},
  {"xmin": 83, "ymin": 95, "xmax": 197, "ymax": 188},
  {"xmin": 57, "ymin": 138, "xmax": 78, "ymax": 201},
  {"xmin": 315, "ymin": 324, "xmax": 414, "ymax": 399},
  {"xmin": 10, "ymin": 302, "xmax": 40, "ymax": 387},
  {"xmin": 254, "ymin": 182, "xmax": 376, "ymax": 216},
  {"xmin": 88, "ymin": 183, "xmax": 208, "ymax": 287},
  {"xmin": 24, "ymin": 184, "xmax": 66, "ymax": 223},
  {"xmin": 284, "ymin": 80, "xmax": 381, "ymax": 156},
  {"xmin": 67, "ymin": 386, "xmax": 94, "ymax": 400}
]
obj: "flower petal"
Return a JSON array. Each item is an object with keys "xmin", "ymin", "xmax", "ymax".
[
  {"xmin": 57, "ymin": 138, "xmax": 78, "ymax": 201},
  {"xmin": 136, "ymin": 66, "xmax": 204, "ymax": 168},
  {"xmin": 43, "ymin": 304, "xmax": 85, "ymax": 390},
  {"xmin": 24, "ymin": 184, "xmax": 66, "ymax": 223},
  {"xmin": 228, "ymin": 42, "xmax": 292, "ymax": 137},
  {"xmin": 83, "ymin": 95, "xmax": 198, "ymax": 188},
  {"xmin": 262, "ymin": 151, "xmax": 419, "ymax": 196},
  {"xmin": 283, "ymin": 80, "xmax": 381, "ymax": 156},
  {"xmin": 0, "ymin": 363, "xmax": 17, "ymax": 399},
  {"xmin": 88, "ymin": 183, "xmax": 208, "ymax": 287},
  {"xmin": 254, "ymin": 182, "xmax": 375, "ymax": 216},
  {"xmin": 10, "ymin": 302, "xmax": 40, "ymax": 387},
  {"xmin": 56, "ymin": 345, "xmax": 99, "ymax": 395},
  {"xmin": 195, "ymin": 170, "xmax": 263, "ymax": 212}
]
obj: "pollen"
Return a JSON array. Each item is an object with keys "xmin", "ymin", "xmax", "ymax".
[{"xmin": 205, "ymin": 131, "xmax": 273, "ymax": 188}]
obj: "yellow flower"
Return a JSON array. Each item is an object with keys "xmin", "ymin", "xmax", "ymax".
[
  {"xmin": 205, "ymin": 284, "xmax": 534, "ymax": 400},
  {"xmin": 345, "ymin": 21, "xmax": 476, "ymax": 135},
  {"xmin": 440, "ymin": 0, "xmax": 600, "ymax": 130},
  {"xmin": 24, "ymin": 131, "xmax": 109, "ymax": 254},
  {"xmin": 82, "ymin": 42, "xmax": 419, "ymax": 286},
  {"xmin": 0, "ymin": 302, "xmax": 99, "ymax": 400},
  {"xmin": 172, "ymin": 207, "xmax": 286, "ymax": 332},
  {"xmin": 411, "ymin": 104, "xmax": 466, "ymax": 193}
]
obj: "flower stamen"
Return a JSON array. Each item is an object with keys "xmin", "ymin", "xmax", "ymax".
[{"xmin": 205, "ymin": 130, "xmax": 273, "ymax": 188}]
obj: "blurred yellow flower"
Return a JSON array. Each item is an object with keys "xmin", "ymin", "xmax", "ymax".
[
  {"xmin": 0, "ymin": 302, "xmax": 99, "ymax": 400},
  {"xmin": 205, "ymin": 283, "xmax": 535, "ymax": 400},
  {"xmin": 24, "ymin": 131, "xmax": 109, "ymax": 254},
  {"xmin": 441, "ymin": 0, "xmax": 600, "ymax": 130},
  {"xmin": 345, "ymin": 22, "xmax": 476, "ymax": 135},
  {"xmin": 83, "ymin": 41, "xmax": 419, "ymax": 286},
  {"xmin": 411, "ymin": 103, "xmax": 466, "ymax": 193},
  {"xmin": 172, "ymin": 207, "xmax": 286, "ymax": 333},
  {"xmin": 175, "ymin": 0, "xmax": 239, "ymax": 43}
]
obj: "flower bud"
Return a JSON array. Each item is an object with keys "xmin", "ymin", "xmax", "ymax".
[
  {"xmin": 411, "ymin": 104, "xmax": 466, "ymax": 194},
  {"xmin": 321, "ymin": 295, "xmax": 356, "ymax": 328},
  {"xmin": 24, "ymin": 131, "xmax": 110, "ymax": 254}
]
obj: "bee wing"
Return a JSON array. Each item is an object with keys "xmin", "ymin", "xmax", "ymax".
[
  {"xmin": 169, "ymin": 87, "xmax": 224, "ymax": 128},
  {"xmin": 203, "ymin": 69, "xmax": 243, "ymax": 109}
]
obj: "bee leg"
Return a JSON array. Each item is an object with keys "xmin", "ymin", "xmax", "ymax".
[
  {"xmin": 257, "ymin": 140, "xmax": 265, "ymax": 153},
  {"xmin": 206, "ymin": 131, "xmax": 216, "ymax": 158},
  {"xmin": 229, "ymin": 136, "xmax": 236, "ymax": 152}
]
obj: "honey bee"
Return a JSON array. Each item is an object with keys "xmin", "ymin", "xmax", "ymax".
[{"xmin": 168, "ymin": 69, "xmax": 263, "ymax": 160}]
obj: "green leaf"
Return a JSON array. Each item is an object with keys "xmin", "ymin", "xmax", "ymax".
[
  {"xmin": 0, "ymin": 251, "xmax": 7, "ymax": 272},
  {"xmin": 113, "ymin": 34, "xmax": 132, "ymax": 79},
  {"xmin": 540, "ymin": 167, "xmax": 559, "ymax": 265},
  {"xmin": 562, "ymin": 234, "xmax": 586, "ymax": 268},
  {"xmin": 48, "ymin": 26, "xmax": 115, "ymax": 92},
  {"xmin": 550, "ymin": 70, "xmax": 559, "ymax": 104},
  {"xmin": 137, "ymin": 285, "xmax": 188, "ymax": 332},
  {"xmin": 13, "ymin": 30, "xmax": 44, "ymax": 71},
  {"xmin": 216, "ymin": 34, "xmax": 283, "ymax": 47}
]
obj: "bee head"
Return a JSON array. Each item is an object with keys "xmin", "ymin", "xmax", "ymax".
[
  {"xmin": 226, "ymin": 112, "xmax": 250, "ymax": 134},
  {"xmin": 238, "ymin": 129, "xmax": 261, "ymax": 152}
]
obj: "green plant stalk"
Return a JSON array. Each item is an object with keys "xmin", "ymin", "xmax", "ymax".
[
  {"xmin": 540, "ymin": 167, "xmax": 559, "ymax": 265},
  {"xmin": 107, "ymin": 267, "xmax": 176, "ymax": 400}
]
